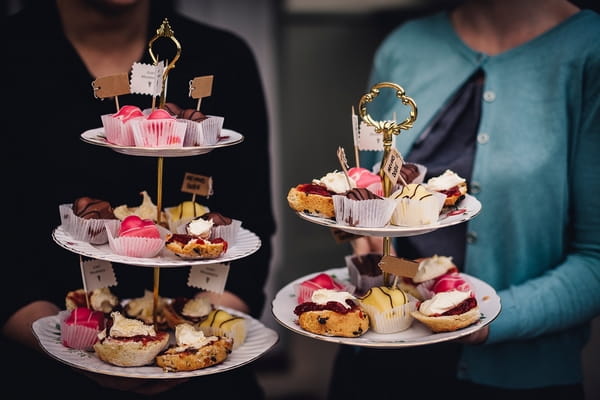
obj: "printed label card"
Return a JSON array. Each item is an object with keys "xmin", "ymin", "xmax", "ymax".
[
  {"xmin": 188, "ymin": 263, "xmax": 230, "ymax": 293},
  {"xmin": 80, "ymin": 258, "xmax": 117, "ymax": 292},
  {"xmin": 181, "ymin": 172, "xmax": 214, "ymax": 197},
  {"xmin": 130, "ymin": 61, "xmax": 165, "ymax": 96}
]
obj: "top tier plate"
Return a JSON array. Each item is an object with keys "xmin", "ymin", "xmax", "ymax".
[
  {"xmin": 297, "ymin": 194, "xmax": 481, "ymax": 237},
  {"xmin": 81, "ymin": 127, "xmax": 244, "ymax": 157}
]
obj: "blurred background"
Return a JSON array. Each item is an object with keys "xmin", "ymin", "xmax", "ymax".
[{"xmin": 4, "ymin": 1, "xmax": 598, "ymax": 399}]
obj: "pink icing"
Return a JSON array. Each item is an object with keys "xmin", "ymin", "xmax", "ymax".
[
  {"xmin": 297, "ymin": 273, "xmax": 347, "ymax": 303},
  {"xmin": 118, "ymin": 215, "xmax": 160, "ymax": 238},
  {"xmin": 113, "ymin": 105, "xmax": 144, "ymax": 122},
  {"xmin": 147, "ymin": 109, "xmax": 174, "ymax": 120},
  {"xmin": 65, "ymin": 307, "xmax": 105, "ymax": 329},
  {"xmin": 348, "ymin": 167, "xmax": 383, "ymax": 196},
  {"xmin": 431, "ymin": 272, "xmax": 473, "ymax": 295}
]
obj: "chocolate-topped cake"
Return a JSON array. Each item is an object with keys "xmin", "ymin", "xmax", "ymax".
[
  {"xmin": 344, "ymin": 188, "xmax": 382, "ymax": 200},
  {"xmin": 400, "ymin": 163, "xmax": 420, "ymax": 184},
  {"xmin": 164, "ymin": 102, "xmax": 208, "ymax": 122},
  {"xmin": 201, "ymin": 211, "xmax": 232, "ymax": 226},
  {"xmin": 72, "ymin": 197, "xmax": 116, "ymax": 219}
]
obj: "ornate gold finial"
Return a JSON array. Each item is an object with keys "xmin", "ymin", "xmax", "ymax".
[
  {"xmin": 147, "ymin": 18, "xmax": 182, "ymax": 108},
  {"xmin": 155, "ymin": 18, "xmax": 175, "ymax": 38}
]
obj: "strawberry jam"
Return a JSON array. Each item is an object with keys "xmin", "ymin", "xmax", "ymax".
[{"xmin": 296, "ymin": 183, "xmax": 332, "ymax": 197}]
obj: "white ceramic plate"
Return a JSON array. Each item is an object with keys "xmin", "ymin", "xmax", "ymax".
[
  {"xmin": 32, "ymin": 307, "xmax": 279, "ymax": 379},
  {"xmin": 297, "ymin": 194, "xmax": 482, "ymax": 237},
  {"xmin": 81, "ymin": 127, "xmax": 244, "ymax": 157},
  {"xmin": 52, "ymin": 225, "xmax": 261, "ymax": 267},
  {"xmin": 271, "ymin": 267, "xmax": 501, "ymax": 348}
]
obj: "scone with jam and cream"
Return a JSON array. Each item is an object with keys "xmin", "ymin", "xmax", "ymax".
[
  {"xmin": 411, "ymin": 290, "xmax": 480, "ymax": 332},
  {"xmin": 156, "ymin": 323, "xmax": 233, "ymax": 372},
  {"xmin": 93, "ymin": 311, "xmax": 169, "ymax": 367},
  {"xmin": 287, "ymin": 170, "xmax": 356, "ymax": 218},
  {"xmin": 294, "ymin": 288, "xmax": 369, "ymax": 338}
]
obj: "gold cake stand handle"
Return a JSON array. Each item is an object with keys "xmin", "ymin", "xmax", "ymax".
[
  {"xmin": 357, "ymin": 82, "xmax": 417, "ymax": 285},
  {"xmin": 148, "ymin": 18, "xmax": 182, "ymax": 109}
]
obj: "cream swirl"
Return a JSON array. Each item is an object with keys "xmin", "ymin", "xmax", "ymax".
[{"xmin": 418, "ymin": 290, "xmax": 471, "ymax": 316}]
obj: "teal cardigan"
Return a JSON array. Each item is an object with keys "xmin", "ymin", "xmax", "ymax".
[{"xmin": 362, "ymin": 10, "xmax": 600, "ymax": 388}]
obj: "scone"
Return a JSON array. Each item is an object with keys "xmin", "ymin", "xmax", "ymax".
[
  {"xmin": 123, "ymin": 289, "xmax": 168, "ymax": 328},
  {"xmin": 288, "ymin": 170, "xmax": 356, "ymax": 218},
  {"xmin": 287, "ymin": 183, "xmax": 335, "ymax": 218},
  {"xmin": 294, "ymin": 288, "xmax": 369, "ymax": 337},
  {"xmin": 93, "ymin": 311, "xmax": 169, "ymax": 367},
  {"xmin": 411, "ymin": 290, "xmax": 480, "ymax": 332},
  {"xmin": 164, "ymin": 215, "xmax": 228, "ymax": 259},
  {"xmin": 165, "ymin": 234, "xmax": 228, "ymax": 259},
  {"xmin": 425, "ymin": 169, "xmax": 468, "ymax": 207},
  {"xmin": 156, "ymin": 324, "xmax": 233, "ymax": 372}
]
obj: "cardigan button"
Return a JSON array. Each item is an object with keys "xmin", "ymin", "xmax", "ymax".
[
  {"xmin": 470, "ymin": 182, "xmax": 481, "ymax": 194},
  {"xmin": 483, "ymin": 90, "xmax": 496, "ymax": 102},
  {"xmin": 466, "ymin": 231, "xmax": 478, "ymax": 244},
  {"xmin": 477, "ymin": 133, "xmax": 490, "ymax": 144}
]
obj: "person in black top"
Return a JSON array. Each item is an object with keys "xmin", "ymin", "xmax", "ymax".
[{"xmin": 1, "ymin": 1, "xmax": 275, "ymax": 397}]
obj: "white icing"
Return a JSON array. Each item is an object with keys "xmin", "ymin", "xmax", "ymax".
[
  {"xmin": 186, "ymin": 217, "xmax": 213, "ymax": 238},
  {"xmin": 413, "ymin": 255, "xmax": 454, "ymax": 283},
  {"xmin": 418, "ymin": 290, "xmax": 471, "ymax": 316},
  {"xmin": 426, "ymin": 169, "xmax": 465, "ymax": 191},
  {"xmin": 172, "ymin": 323, "xmax": 217, "ymax": 351},
  {"xmin": 311, "ymin": 288, "xmax": 356, "ymax": 309},
  {"xmin": 99, "ymin": 311, "xmax": 156, "ymax": 339},
  {"xmin": 312, "ymin": 171, "xmax": 356, "ymax": 194}
]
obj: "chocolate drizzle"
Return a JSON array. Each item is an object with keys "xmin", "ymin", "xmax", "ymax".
[
  {"xmin": 201, "ymin": 211, "xmax": 232, "ymax": 226},
  {"xmin": 72, "ymin": 197, "xmax": 115, "ymax": 219},
  {"xmin": 345, "ymin": 188, "xmax": 381, "ymax": 200}
]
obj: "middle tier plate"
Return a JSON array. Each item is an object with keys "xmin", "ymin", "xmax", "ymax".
[
  {"xmin": 297, "ymin": 194, "xmax": 481, "ymax": 237},
  {"xmin": 52, "ymin": 225, "xmax": 261, "ymax": 267}
]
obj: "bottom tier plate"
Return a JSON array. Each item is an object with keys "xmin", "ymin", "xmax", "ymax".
[
  {"xmin": 32, "ymin": 307, "xmax": 278, "ymax": 379},
  {"xmin": 271, "ymin": 267, "xmax": 501, "ymax": 348}
]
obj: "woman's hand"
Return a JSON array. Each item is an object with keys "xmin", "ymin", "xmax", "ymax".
[
  {"xmin": 456, "ymin": 325, "xmax": 489, "ymax": 345},
  {"xmin": 351, "ymin": 236, "xmax": 397, "ymax": 256}
]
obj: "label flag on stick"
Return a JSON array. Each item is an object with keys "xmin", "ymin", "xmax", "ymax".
[
  {"xmin": 92, "ymin": 73, "xmax": 131, "ymax": 111},
  {"xmin": 188, "ymin": 263, "xmax": 229, "ymax": 294},
  {"xmin": 382, "ymin": 147, "xmax": 405, "ymax": 187},
  {"xmin": 189, "ymin": 75, "xmax": 214, "ymax": 111},
  {"xmin": 351, "ymin": 106, "xmax": 360, "ymax": 167},
  {"xmin": 130, "ymin": 61, "xmax": 165, "ymax": 97},
  {"xmin": 378, "ymin": 255, "xmax": 419, "ymax": 278},
  {"xmin": 80, "ymin": 257, "xmax": 117, "ymax": 293},
  {"xmin": 181, "ymin": 172, "xmax": 213, "ymax": 198}
]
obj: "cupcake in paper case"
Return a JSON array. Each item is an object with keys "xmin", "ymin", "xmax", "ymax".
[
  {"xmin": 199, "ymin": 212, "xmax": 241, "ymax": 245},
  {"xmin": 59, "ymin": 202, "xmax": 120, "ymax": 245},
  {"xmin": 60, "ymin": 308, "xmax": 105, "ymax": 351},
  {"xmin": 358, "ymin": 286, "xmax": 416, "ymax": 334},
  {"xmin": 345, "ymin": 253, "xmax": 385, "ymax": 295},
  {"xmin": 105, "ymin": 216, "xmax": 164, "ymax": 258},
  {"xmin": 182, "ymin": 115, "xmax": 225, "ymax": 146},
  {"xmin": 294, "ymin": 272, "xmax": 354, "ymax": 304},
  {"xmin": 163, "ymin": 102, "xmax": 224, "ymax": 146},
  {"xmin": 333, "ymin": 188, "xmax": 396, "ymax": 228},
  {"xmin": 101, "ymin": 105, "xmax": 144, "ymax": 146},
  {"xmin": 130, "ymin": 109, "xmax": 187, "ymax": 148},
  {"xmin": 198, "ymin": 309, "xmax": 247, "ymax": 350},
  {"xmin": 390, "ymin": 183, "xmax": 446, "ymax": 227}
]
